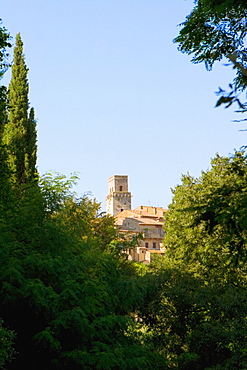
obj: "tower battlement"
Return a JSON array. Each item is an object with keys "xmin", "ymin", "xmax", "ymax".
[{"xmin": 106, "ymin": 175, "xmax": 132, "ymax": 216}]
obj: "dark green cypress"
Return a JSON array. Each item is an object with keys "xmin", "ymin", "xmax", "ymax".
[
  {"xmin": 4, "ymin": 33, "xmax": 37, "ymax": 185},
  {"xmin": 0, "ymin": 85, "xmax": 8, "ymax": 139},
  {"xmin": 25, "ymin": 107, "xmax": 38, "ymax": 182}
]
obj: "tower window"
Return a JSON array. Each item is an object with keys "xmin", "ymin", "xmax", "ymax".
[
  {"xmin": 153, "ymin": 243, "xmax": 156, "ymax": 248},
  {"xmin": 119, "ymin": 186, "xmax": 123, "ymax": 191}
]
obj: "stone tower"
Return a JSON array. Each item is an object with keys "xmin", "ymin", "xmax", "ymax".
[{"xmin": 106, "ymin": 175, "xmax": 132, "ymax": 216}]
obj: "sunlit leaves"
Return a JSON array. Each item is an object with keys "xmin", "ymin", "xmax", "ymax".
[{"xmin": 164, "ymin": 150, "xmax": 247, "ymax": 273}]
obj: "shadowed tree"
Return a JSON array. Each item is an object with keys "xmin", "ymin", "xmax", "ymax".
[
  {"xmin": 0, "ymin": 19, "xmax": 16, "ymax": 370},
  {"xmin": 0, "ymin": 21, "xmax": 13, "ymax": 218},
  {"xmin": 0, "ymin": 19, "xmax": 11, "ymax": 137}
]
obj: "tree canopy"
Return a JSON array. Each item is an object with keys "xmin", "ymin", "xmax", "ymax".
[
  {"xmin": 163, "ymin": 150, "xmax": 247, "ymax": 276},
  {"xmin": 174, "ymin": 0, "xmax": 247, "ymax": 112},
  {"xmin": 0, "ymin": 167, "xmax": 167, "ymax": 368},
  {"xmin": 136, "ymin": 150, "xmax": 247, "ymax": 369}
]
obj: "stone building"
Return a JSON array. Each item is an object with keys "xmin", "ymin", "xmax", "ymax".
[
  {"xmin": 106, "ymin": 175, "xmax": 166, "ymax": 263},
  {"xmin": 106, "ymin": 175, "xmax": 132, "ymax": 216}
]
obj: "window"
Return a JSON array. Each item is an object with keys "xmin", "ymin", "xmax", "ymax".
[
  {"xmin": 157, "ymin": 228, "xmax": 162, "ymax": 235},
  {"xmin": 145, "ymin": 242, "xmax": 149, "ymax": 248},
  {"xmin": 121, "ymin": 209, "xmax": 123, "ymax": 212},
  {"xmin": 153, "ymin": 242, "xmax": 156, "ymax": 248},
  {"xmin": 119, "ymin": 186, "xmax": 123, "ymax": 191}
]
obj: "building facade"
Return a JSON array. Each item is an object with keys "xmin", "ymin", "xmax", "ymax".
[{"xmin": 106, "ymin": 175, "xmax": 166, "ymax": 263}]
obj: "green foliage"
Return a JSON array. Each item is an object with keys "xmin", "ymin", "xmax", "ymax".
[
  {"xmin": 0, "ymin": 217, "xmax": 164, "ymax": 368},
  {"xmin": 164, "ymin": 150, "xmax": 247, "ymax": 276},
  {"xmin": 0, "ymin": 166, "xmax": 166, "ymax": 368},
  {"xmin": 0, "ymin": 85, "xmax": 8, "ymax": 138},
  {"xmin": 39, "ymin": 171, "xmax": 79, "ymax": 214},
  {"xmin": 174, "ymin": 0, "xmax": 247, "ymax": 70},
  {"xmin": 139, "ymin": 264, "xmax": 247, "ymax": 369},
  {"xmin": 0, "ymin": 319, "xmax": 16, "ymax": 368},
  {"xmin": 0, "ymin": 144, "xmax": 14, "ymax": 227},
  {"xmin": 4, "ymin": 33, "xmax": 29, "ymax": 184},
  {"xmin": 136, "ymin": 150, "xmax": 247, "ymax": 369},
  {"xmin": 0, "ymin": 21, "xmax": 13, "ymax": 230},
  {"xmin": 25, "ymin": 107, "xmax": 38, "ymax": 182},
  {"xmin": 174, "ymin": 0, "xmax": 247, "ymax": 113},
  {"xmin": 3, "ymin": 33, "xmax": 38, "ymax": 185},
  {"xmin": 39, "ymin": 172, "xmax": 119, "ymax": 252},
  {"xmin": 0, "ymin": 19, "xmax": 11, "ymax": 79},
  {"xmin": 0, "ymin": 21, "xmax": 10, "ymax": 136}
]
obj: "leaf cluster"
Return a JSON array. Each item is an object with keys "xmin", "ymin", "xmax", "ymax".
[
  {"xmin": 174, "ymin": 0, "xmax": 247, "ymax": 113},
  {"xmin": 0, "ymin": 19, "xmax": 11, "ymax": 79},
  {"xmin": 174, "ymin": 0, "xmax": 247, "ymax": 69},
  {"xmin": 0, "ymin": 319, "xmax": 16, "ymax": 369}
]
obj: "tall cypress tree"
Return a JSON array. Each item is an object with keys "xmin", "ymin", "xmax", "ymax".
[
  {"xmin": 4, "ymin": 33, "xmax": 37, "ymax": 185},
  {"xmin": 26, "ymin": 107, "xmax": 38, "ymax": 182}
]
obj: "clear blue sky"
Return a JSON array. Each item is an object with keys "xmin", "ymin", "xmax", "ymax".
[{"xmin": 1, "ymin": 0, "xmax": 246, "ymax": 210}]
